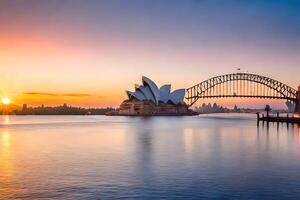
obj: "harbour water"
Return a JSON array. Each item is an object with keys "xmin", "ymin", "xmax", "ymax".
[{"xmin": 0, "ymin": 114, "xmax": 300, "ymax": 199}]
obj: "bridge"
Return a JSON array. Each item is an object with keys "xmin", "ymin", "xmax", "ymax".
[{"xmin": 185, "ymin": 73, "xmax": 300, "ymax": 113}]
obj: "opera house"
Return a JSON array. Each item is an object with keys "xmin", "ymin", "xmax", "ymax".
[{"xmin": 110, "ymin": 76, "xmax": 196, "ymax": 116}]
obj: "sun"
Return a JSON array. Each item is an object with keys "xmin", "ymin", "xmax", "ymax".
[{"xmin": 2, "ymin": 97, "xmax": 10, "ymax": 105}]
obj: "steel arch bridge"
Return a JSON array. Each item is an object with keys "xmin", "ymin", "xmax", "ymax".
[{"xmin": 186, "ymin": 73, "xmax": 299, "ymax": 110}]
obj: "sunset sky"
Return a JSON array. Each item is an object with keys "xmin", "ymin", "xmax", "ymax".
[{"xmin": 0, "ymin": 0, "xmax": 299, "ymax": 108}]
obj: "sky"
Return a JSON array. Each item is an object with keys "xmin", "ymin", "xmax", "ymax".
[{"xmin": 0, "ymin": 0, "xmax": 299, "ymax": 108}]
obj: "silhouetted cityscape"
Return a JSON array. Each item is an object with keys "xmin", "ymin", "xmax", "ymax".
[
  {"xmin": 0, "ymin": 102, "xmax": 291, "ymax": 115},
  {"xmin": 194, "ymin": 103, "xmax": 287, "ymax": 114},
  {"xmin": 13, "ymin": 103, "xmax": 115, "ymax": 115}
]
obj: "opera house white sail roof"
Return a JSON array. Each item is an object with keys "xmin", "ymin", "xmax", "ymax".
[{"xmin": 126, "ymin": 76, "xmax": 185, "ymax": 105}]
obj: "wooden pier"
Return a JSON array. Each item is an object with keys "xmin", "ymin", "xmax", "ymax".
[{"xmin": 257, "ymin": 113, "xmax": 300, "ymax": 124}]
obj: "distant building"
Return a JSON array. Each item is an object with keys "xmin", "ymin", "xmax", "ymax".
[
  {"xmin": 195, "ymin": 102, "xmax": 229, "ymax": 113},
  {"xmin": 22, "ymin": 104, "xmax": 27, "ymax": 111},
  {"xmin": 234, "ymin": 105, "xmax": 238, "ymax": 111},
  {"xmin": 110, "ymin": 76, "xmax": 196, "ymax": 116},
  {"xmin": 286, "ymin": 101, "xmax": 295, "ymax": 113}
]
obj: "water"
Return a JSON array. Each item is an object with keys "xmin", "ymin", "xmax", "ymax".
[{"xmin": 0, "ymin": 114, "xmax": 300, "ymax": 199}]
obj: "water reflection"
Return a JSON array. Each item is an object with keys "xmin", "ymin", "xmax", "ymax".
[
  {"xmin": 0, "ymin": 115, "xmax": 300, "ymax": 199},
  {"xmin": 183, "ymin": 128, "xmax": 194, "ymax": 155},
  {"xmin": 292, "ymin": 123, "xmax": 300, "ymax": 146},
  {"xmin": 1, "ymin": 129, "xmax": 13, "ymax": 176},
  {"xmin": 5, "ymin": 115, "xmax": 10, "ymax": 124},
  {"xmin": 0, "ymin": 128, "xmax": 16, "ymax": 197}
]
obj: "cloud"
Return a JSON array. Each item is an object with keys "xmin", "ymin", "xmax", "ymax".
[
  {"xmin": 23, "ymin": 92, "xmax": 94, "ymax": 97},
  {"xmin": 24, "ymin": 92, "xmax": 58, "ymax": 96},
  {"xmin": 62, "ymin": 93, "xmax": 91, "ymax": 97}
]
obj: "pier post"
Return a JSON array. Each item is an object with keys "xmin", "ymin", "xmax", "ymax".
[
  {"xmin": 256, "ymin": 112, "xmax": 260, "ymax": 126},
  {"xmin": 256, "ymin": 112, "xmax": 260, "ymax": 120}
]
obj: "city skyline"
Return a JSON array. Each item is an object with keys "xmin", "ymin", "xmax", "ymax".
[{"xmin": 1, "ymin": 0, "xmax": 299, "ymax": 108}]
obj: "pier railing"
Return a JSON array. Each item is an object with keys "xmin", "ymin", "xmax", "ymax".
[{"xmin": 256, "ymin": 112, "xmax": 300, "ymax": 124}]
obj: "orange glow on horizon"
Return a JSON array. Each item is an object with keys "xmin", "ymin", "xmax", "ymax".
[
  {"xmin": 12, "ymin": 92, "xmax": 124, "ymax": 108},
  {"xmin": 0, "ymin": 27, "xmax": 298, "ymax": 109},
  {"xmin": 6, "ymin": 94, "xmax": 290, "ymax": 109}
]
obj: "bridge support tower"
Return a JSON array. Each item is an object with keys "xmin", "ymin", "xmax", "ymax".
[{"xmin": 294, "ymin": 85, "xmax": 300, "ymax": 114}]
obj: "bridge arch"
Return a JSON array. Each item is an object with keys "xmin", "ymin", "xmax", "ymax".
[{"xmin": 186, "ymin": 73, "xmax": 298, "ymax": 106}]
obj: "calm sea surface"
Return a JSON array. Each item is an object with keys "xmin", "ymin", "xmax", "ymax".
[{"xmin": 0, "ymin": 114, "xmax": 300, "ymax": 200}]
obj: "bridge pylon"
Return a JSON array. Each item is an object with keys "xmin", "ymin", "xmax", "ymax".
[{"xmin": 294, "ymin": 85, "xmax": 300, "ymax": 114}]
